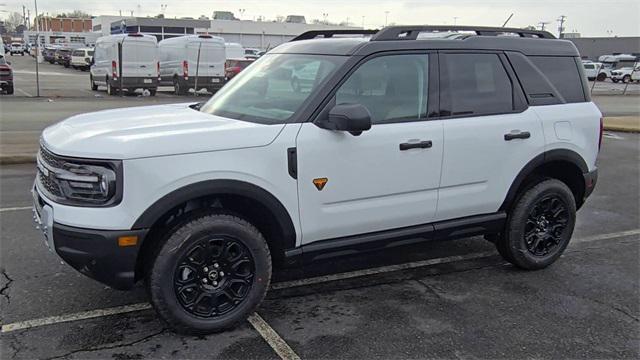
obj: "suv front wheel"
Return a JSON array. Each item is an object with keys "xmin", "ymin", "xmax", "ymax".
[
  {"xmin": 497, "ymin": 179, "xmax": 576, "ymax": 270},
  {"xmin": 147, "ymin": 212, "xmax": 272, "ymax": 334}
]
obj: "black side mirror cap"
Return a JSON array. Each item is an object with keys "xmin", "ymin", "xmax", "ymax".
[{"xmin": 317, "ymin": 103, "xmax": 372, "ymax": 136}]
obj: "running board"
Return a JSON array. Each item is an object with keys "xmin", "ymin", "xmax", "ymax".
[{"xmin": 284, "ymin": 212, "xmax": 506, "ymax": 266}]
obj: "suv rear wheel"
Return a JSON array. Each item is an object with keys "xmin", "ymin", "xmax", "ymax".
[
  {"xmin": 497, "ymin": 179, "xmax": 576, "ymax": 270},
  {"xmin": 147, "ymin": 212, "xmax": 271, "ymax": 334}
]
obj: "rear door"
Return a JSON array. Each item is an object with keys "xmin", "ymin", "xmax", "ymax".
[
  {"xmin": 188, "ymin": 39, "xmax": 225, "ymax": 78},
  {"xmin": 436, "ymin": 51, "xmax": 544, "ymax": 221},
  {"xmin": 123, "ymin": 39, "xmax": 157, "ymax": 78},
  {"xmin": 295, "ymin": 52, "xmax": 444, "ymax": 244}
]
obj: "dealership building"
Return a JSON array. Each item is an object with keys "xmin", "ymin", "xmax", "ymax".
[{"xmin": 91, "ymin": 15, "xmax": 356, "ymax": 49}]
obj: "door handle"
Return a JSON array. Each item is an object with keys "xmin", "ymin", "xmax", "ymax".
[
  {"xmin": 399, "ymin": 140, "xmax": 432, "ymax": 151},
  {"xmin": 504, "ymin": 131, "xmax": 531, "ymax": 141}
]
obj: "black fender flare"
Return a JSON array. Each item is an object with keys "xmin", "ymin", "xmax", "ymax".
[
  {"xmin": 131, "ymin": 179, "xmax": 297, "ymax": 251},
  {"xmin": 499, "ymin": 149, "xmax": 588, "ymax": 211}
]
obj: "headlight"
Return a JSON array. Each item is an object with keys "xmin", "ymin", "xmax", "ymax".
[{"xmin": 36, "ymin": 145, "xmax": 122, "ymax": 207}]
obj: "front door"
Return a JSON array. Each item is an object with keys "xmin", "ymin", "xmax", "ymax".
[{"xmin": 295, "ymin": 53, "xmax": 443, "ymax": 244}]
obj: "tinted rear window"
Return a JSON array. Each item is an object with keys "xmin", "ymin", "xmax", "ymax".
[
  {"xmin": 440, "ymin": 53, "xmax": 514, "ymax": 117},
  {"xmin": 529, "ymin": 56, "xmax": 585, "ymax": 103}
]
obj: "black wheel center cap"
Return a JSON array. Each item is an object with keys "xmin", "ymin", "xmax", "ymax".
[{"xmin": 207, "ymin": 270, "xmax": 219, "ymax": 281}]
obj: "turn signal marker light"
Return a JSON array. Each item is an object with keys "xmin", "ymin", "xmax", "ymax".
[{"xmin": 118, "ymin": 236, "xmax": 138, "ymax": 247}]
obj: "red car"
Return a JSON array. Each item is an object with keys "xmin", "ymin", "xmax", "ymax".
[
  {"xmin": 225, "ymin": 59, "xmax": 254, "ymax": 80},
  {"xmin": 0, "ymin": 54, "xmax": 13, "ymax": 95}
]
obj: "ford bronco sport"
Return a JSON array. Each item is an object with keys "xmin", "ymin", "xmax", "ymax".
[{"xmin": 33, "ymin": 26, "xmax": 600, "ymax": 334}]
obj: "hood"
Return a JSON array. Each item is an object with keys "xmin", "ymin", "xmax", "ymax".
[{"xmin": 42, "ymin": 103, "xmax": 285, "ymax": 159}]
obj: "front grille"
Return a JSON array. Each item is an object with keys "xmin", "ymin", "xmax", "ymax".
[
  {"xmin": 37, "ymin": 145, "xmax": 64, "ymax": 197},
  {"xmin": 38, "ymin": 171, "xmax": 63, "ymax": 197},
  {"xmin": 39, "ymin": 146, "xmax": 65, "ymax": 168}
]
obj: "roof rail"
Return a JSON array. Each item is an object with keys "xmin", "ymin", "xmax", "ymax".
[
  {"xmin": 371, "ymin": 26, "xmax": 555, "ymax": 41},
  {"xmin": 290, "ymin": 29, "xmax": 379, "ymax": 42}
]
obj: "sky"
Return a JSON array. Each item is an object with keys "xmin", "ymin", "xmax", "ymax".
[{"xmin": 2, "ymin": 0, "xmax": 639, "ymax": 37}]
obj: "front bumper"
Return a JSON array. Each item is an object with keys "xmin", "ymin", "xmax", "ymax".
[{"xmin": 32, "ymin": 187, "xmax": 148, "ymax": 290}]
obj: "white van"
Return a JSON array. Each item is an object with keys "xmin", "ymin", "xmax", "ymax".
[
  {"xmin": 90, "ymin": 33, "xmax": 159, "ymax": 96},
  {"xmin": 159, "ymin": 34, "xmax": 226, "ymax": 95},
  {"xmin": 225, "ymin": 42, "xmax": 245, "ymax": 60}
]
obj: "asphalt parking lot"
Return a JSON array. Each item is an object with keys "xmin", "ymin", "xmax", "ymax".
[{"xmin": 1, "ymin": 53, "xmax": 639, "ymax": 359}]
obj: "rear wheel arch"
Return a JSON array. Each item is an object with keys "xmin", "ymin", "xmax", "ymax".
[
  {"xmin": 500, "ymin": 149, "xmax": 588, "ymax": 212},
  {"xmin": 133, "ymin": 180, "xmax": 297, "ymax": 279}
]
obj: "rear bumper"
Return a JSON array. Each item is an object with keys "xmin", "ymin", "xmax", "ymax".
[
  {"xmin": 583, "ymin": 168, "xmax": 598, "ymax": 200},
  {"xmin": 185, "ymin": 76, "xmax": 225, "ymax": 89},
  {"xmin": 109, "ymin": 77, "xmax": 158, "ymax": 89},
  {"xmin": 53, "ymin": 223, "xmax": 148, "ymax": 290}
]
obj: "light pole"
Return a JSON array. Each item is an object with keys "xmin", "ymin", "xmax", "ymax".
[
  {"xmin": 361, "ymin": 16, "xmax": 365, "ymax": 29},
  {"xmin": 453, "ymin": 16, "xmax": 459, "ymax": 26},
  {"xmin": 322, "ymin": 13, "xmax": 328, "ymax": 25},
  {"xmin": 385, "ymin": 11, "xmax": 389, "ymax": 27},
  {"xmin": 238, "ymin": 8, "xmax": 245, "ymax": 20},
  {"xmin": 34, "ymin": 0, "xmax": 41, "ymax": 97}
]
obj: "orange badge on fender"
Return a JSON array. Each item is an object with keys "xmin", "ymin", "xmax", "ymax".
[{"xmin": 313, "ymin": 178, "xmax": 328, "ymax": 191}]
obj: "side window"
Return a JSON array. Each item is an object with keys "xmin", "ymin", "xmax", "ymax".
[
  {"xmin": 441, "ymin": 53, "xmax": 513, "ymax": 116},
  {"xmin": 335, "ymin": 54, "xmax": 428, "ymax": 125},
  {"xmin": 529, "ymin": 56, "xmax": 586, "ymax": 103}
]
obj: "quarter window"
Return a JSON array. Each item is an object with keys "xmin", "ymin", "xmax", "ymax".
[
  {"xmin": 335, "ymin": 54, "xmax": 429, "ymax": 124},
  {"xmin": 441, "ymin": 53, "xmax": 513, "ymax": 116},
  {"xmin": 530, "ymin": 56, "xmax": 586, "ymax": 103}
]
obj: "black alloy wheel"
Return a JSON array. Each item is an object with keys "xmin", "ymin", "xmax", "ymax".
[
  {"xmin": 173, "ymin": 235, "xmax": 255, "ymax": 318},
  {"xmin": 524, "ymin": 195, "xmax": 569, "ymax": 257}
]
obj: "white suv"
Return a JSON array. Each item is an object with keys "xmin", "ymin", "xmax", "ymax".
[{"xmin": 33, "ymin": 26, "xmax": 601, "ymax": 334}]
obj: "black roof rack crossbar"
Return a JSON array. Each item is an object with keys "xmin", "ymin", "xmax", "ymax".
[
  {"xmin": 371, "ymin": 26, "xmax": 555, "ymax": 41},
  {"xmin": 291, "ymin": 29, "xmax": 379, "ymax": 42}
]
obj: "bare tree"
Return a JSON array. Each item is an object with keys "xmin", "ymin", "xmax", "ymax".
[
  {"xmin": 4, "ymin": 12, "xmax": 24, "ymax": 32},
  {"xmin": 56, "ymin": 10, "xmax": 91, "ymax": 18}
]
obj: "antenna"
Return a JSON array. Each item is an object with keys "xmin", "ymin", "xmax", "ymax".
[{"xmin": 502, "ymin": 13, "xmax": 514, "ymax": 27}]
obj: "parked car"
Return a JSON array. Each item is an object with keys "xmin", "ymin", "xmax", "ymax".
[
  {"xmin": 224, "ymin": 58, "xmax": 254, "ymax": 80},
  {"xmin": 70, "ymin": 48, "xmax": 94, "ymax": 70},
  {"xmin": 159, "ymin": 35, "xmax": 226, "ymax": 95},
  {"xmin": 0, "ymin": 54, "xmax": 13, "ymax": 94},
  {"xmin": 581, "ymin": 61, "xmax": 605, "ymax": 81},
  {"xmin": 42, "ymin": 46, "xmax": 58, "ymax": 63},
  {"xmin": 244, "ymin": 48, "xmax": 260, "ymax": 59},
  {"xmin": 596, "ymin": 54, "xmax": 638, "ymax": 81},
  {"xmin": 610, "ymin": 65, "xmax": 639, "ymax": 83},
  {"xmin": 32, "ymin": 26, "xmax": 600, "ymax": 335},
  {"xmin": 90, "ymin": 33, "xmax": 159, "ymax": 95},
  {"xmin": 54, "ymin": 48, "xmax": 72, "ymax": 66},
  {"xmin": 10, "ymin": 42, "xmax": 25, "ymax": 56}
]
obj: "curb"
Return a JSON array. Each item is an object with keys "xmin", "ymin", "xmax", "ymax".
[
  {"xmin": 0, "ymin": 154, "xmax": 36, "ymax": 165},
  {"xmin": 603, "ymin": 125, "xmax": 639, "ymax": 133}
]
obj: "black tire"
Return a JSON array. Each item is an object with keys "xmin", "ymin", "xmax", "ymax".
[
  {"xmin": 90, "ymin": 75, "xmax": 98, "ymax": 91},
  {"xmin": 107, "ymin": 80, "xmax": 117, "ymax": 95},
  {"xmin": 174, "ymin": 77, "xmax": 186, "ymax": 95},
  {"xmin": 612, "ymin": 79, "xmax": 619, "ymax": 83},
  {"xmin": 596, "ymin": 73, "xmax": 606, "ymax": 81},
  {"xmin": 6, "ymin": 84, "xmax": 14, "ymax": 95},
  {"xmin": 497, "ymin": 179, "xmax": 576, "ymax": 270},
  {"xmin": 622, "ymin": 75, "xmax": 631, "ymax": 83},
  {"xmin": 149, "ymin": 88, "xmax": 157, "ymax": 96},
  {"xmin": 147, "ymin": 212, "xmax": 271, "ymax": 335}
]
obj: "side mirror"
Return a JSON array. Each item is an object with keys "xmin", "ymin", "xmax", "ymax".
[{"xmin": 317, "ymin": 103, "xmax": 372, "ymax": 136}]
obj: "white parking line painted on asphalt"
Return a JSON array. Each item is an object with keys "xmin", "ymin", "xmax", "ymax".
[
  {"xmin": 16, "ymin": 88, "xmax": 33, "ymax": 97},
  {"xmin": 0, "ymin": 206, "xmax": 32, "ymax": 213},
  {"xmin": 1, "ymin": 303, "xmax": 152, "ymax": 333},
  {"xmin": 248, "ymin": 312, "xmax": 302, "ymax": 360},
  {"xmin": 1, "ymin": 228, "xmax": 638, "ymax": 334}
]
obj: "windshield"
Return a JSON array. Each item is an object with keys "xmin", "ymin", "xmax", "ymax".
[{"xmin": 201, "ymin": 53, "xmax": 346, "ymax": 124}]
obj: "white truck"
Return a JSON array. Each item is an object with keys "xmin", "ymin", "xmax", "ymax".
[
  {"xmin": 159, "ymin": 35, "xmax": 226, "ymax": 95},
  {"xmin": 89, "ymin": 33, "xmax": 159, "ymax": 96}
]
